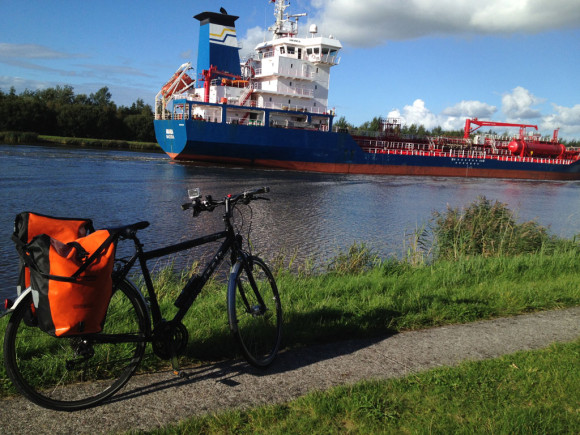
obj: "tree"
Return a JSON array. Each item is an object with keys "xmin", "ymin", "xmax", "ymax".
[
  {"xmin": 333, "ymin": 115, "xmax": 354, "ymax": 131},
  {"xmin": 359, "ymin": 116, "xmax": 383, "ymax": 132},
  {"xmin": 89, "ymin": 87, "xmax": 114, "ymax": 107}
]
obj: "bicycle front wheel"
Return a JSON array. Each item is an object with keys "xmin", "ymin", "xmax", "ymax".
[
  {"xmin": 227, "ymin": 256, "xmax": 282, "ymax": 367},
  {"xmin": 3, "ymin": 279, "xmax": 149, "ymax": 411}
]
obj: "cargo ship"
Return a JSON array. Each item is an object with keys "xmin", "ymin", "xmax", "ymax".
[{"xmin": 154, "ymin": 0, "xmax": 580, "ymax": 180}]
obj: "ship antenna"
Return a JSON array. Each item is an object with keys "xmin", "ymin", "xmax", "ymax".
[{"xmin": 268, "ymin": 0, "xmax": 305, "ymax": 39}]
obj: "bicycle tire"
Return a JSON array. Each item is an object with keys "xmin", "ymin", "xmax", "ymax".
[
  {"xmin": 227, "ymin": 256, "xmax": 282, "ymax": 367},
  {"xmin": 3, "ymin": 279, "xmax": 149, "ymax": 411}
]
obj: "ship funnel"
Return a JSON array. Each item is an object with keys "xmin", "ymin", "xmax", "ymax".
[{"xmin": 194, "ymin": 10, "xmax": 241, "ymax": 83}]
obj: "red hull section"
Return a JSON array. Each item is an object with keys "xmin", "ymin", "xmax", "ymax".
[{"xmin": 168, "ymin": 152, "xmax": 580, "ymax": 180}]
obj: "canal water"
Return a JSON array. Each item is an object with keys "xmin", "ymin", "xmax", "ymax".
[{"xmin": 1, "ymin": 144, "xmax": 579, "ymax": 300}]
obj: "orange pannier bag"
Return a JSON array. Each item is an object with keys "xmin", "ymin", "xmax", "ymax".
[{"xmin": 12, "ymin": 212, "xmax": 116, "ymax": 337}]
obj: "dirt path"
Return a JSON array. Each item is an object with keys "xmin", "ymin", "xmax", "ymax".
[{"xmin": 1, "ymin": 306, "xmax": 578, "ymax": 434}]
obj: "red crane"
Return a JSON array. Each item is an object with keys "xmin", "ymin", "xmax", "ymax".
[
  {"xmin": 463, "ymin": 118, "xmax": 538, "ymax": 140},
  {"xmin": 201, "ymin": 65, "xmax": 243, "ymax": 103},
  {"xmin": 463, "ymin": 118, "xmax": 573, "ymax": 160}
]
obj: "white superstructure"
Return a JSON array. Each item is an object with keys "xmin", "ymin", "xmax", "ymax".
[{"xmin": 156, "ymin": 0, "xmax": 341, "ymax": 129}]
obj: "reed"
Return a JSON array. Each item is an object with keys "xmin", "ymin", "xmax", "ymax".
[
  {"xmin": 0, "ymin": 131, "xmax": 39, "ymax": 144},
  {"xmin": 37, "ymin": 135, "xmax": 162, "ymax": 151},
  {"xmin": 0, "ymin": 131, "xmax": 162, "ymax": 152},
  {"xmin": 415, "ymin": 196, "xmax": 570, "ymax": 261}
]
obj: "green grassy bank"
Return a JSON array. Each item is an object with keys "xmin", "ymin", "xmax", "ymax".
[
  {"xmin": 127, "ymin": 242, "xmax": 578, "ymax": 368},
  {"xmin": 1, "ymin": 242, "xmax": 578, "ymax": 398},
  {"xmin": 143, "ymin": 339, "xmax": 580, "ymax": 434},
  {"xmin": 0, "ymin": 131, "xmax": 161, "ymax": 152},
  {"xmin": 1, "ymin": 197, "xmax": 579, "ymax": 396}
]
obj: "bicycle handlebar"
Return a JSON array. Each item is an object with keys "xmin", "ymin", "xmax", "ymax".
[{"xmin": 182, "ymin": 186, "xmax": 270, "ymax": 216}]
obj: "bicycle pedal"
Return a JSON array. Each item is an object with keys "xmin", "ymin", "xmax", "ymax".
[{"xmin": 172, "ymin": 369, "xmax": 190, "ymax": 379}]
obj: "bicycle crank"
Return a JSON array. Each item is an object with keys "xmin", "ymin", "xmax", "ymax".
[{"xmin": 152, "ymin": 321, "xmax": 189, "ymax": 360}]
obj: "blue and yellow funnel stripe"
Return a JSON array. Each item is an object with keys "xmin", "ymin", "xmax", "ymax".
[{"xmin": 194, "ymin": 11, "xmax": 241, "ymax": 79}]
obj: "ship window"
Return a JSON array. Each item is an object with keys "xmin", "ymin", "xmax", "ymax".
[
  {"xmin": 307, "ymin": 48, "xmax": 312, "ymax": 55},
  {"xmin": 290, "ymin": 82, "xmax": 292, "ymax": 86},
  {"xmin": 291, "ymin": 63, "xmax": 293, "ymax": 68},
  {"xmin": 280, "ymin": 47, "xmax": 285, "ymax": 54},
  {"xmin": 288, "ymin": 100, "xmax": 291, "ymax": 104},
  {"xmin": 314, "ymin": 47, "xmax": 319, "ymax": 54},
  {"xmin": 322, "ymin": 48, "xmax": 329, "ymax": 54},
  {"xmin": 287, "ymin": 46, "xmax": 295, "ymax": 55},
  {"xmin": 315, "ymin": 85, "xmax": 317, "ymax": 89},
  {"xmin": 269, "ymin": 97, "xmax": 272, "ymax": 102}
]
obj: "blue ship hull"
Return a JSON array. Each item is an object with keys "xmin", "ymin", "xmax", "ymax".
[{"xmin": 154, "ymin": 118, "xmax": 580, "ymax": 180}]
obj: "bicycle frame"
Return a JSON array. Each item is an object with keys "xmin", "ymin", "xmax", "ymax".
[
  {"xmin": 114, "ymin": 228, "xmax": 237, "ymax": 328},
  {"xmin": 2, "ymin": 187, "xmax": 280, "ymax": 412}
]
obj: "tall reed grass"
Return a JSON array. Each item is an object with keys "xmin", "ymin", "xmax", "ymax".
[
  {"xmin": 0, "ymin": 131, "xmax": 39, "ymax": 144},
  {"xmin": 0, "ymin": 131, "xmax": 161, "ymax": 152},
  {"xmin": 417, "ymin": 196, "xmax": 575, "ymax": 261}
]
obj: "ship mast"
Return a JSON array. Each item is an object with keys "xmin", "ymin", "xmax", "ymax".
[{"xmin": 268, "ymin": 0, "xmax": 306, "ymax": 39}]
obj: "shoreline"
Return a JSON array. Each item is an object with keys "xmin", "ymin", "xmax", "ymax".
[{"xmin": 0, "ymin": 131, "xmax": 163, "ymax": 153}]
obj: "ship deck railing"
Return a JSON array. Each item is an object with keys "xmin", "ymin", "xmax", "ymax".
[
  {"xmin": 156, "ymin": 95, "xmax": 332, "ymax": 118},
  {"xmin": 363, "ymin": 147, "xmax": 576, "ymax": 166}
]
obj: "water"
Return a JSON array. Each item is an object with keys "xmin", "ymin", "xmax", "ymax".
[{"xmin": 1, "ymin": 144, "xmax": 579, "ymax": 300}]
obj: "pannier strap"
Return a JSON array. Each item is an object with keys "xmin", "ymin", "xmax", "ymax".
[
  {"xmin": 12, "ymin": 220, "xmax": 149, "ymax": 283},
  {"xmin": 70, "ymin": 230, "xmax": 117, "ymax": 279},
  {"xmin": 12, "ymin": 230, "xmax": 117, "ymax": 283}
]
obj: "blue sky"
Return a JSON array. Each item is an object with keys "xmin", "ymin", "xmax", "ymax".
[{"xmin": 1, "ymin": 0, "xmax": 579, "ymax": 138}]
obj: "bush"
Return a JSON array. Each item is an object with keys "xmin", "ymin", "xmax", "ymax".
[
  {"xmin": 326, "ymin": 242, "xmax": 381, "ymax": 275},
  {"xmin": 0, "ymin": 131, "xmax": 39, "ymax": 144},
  {"xmin": 430, "ymin": 196, "xmax": 553, "ymax": 260}
]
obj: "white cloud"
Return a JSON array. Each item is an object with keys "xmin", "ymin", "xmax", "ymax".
[
  {"xmin": 308, "ymin": 0, "xmax": 580, "ymax": 46},
  {"xmin": 387, "ymin": 99, "xmax": 439, "ymax": 129},
  {"xmin": 542, "ymin": 104, "xmax": 580, "ymax": 138},
  {"xmin": 442, "ymin": 100, "xmax": 497, "ymax": 118},
  {"xmin": 384, "ymin": 94, "xmax": 580, "ymax": 139},
  {"xmin": 0, "ymin": 43, "xmax": 81, "ymax": 59},
  {"xmin": 239, "ymin": 26, "xmax": 269, "ymax": 59},
  {"xmin": 502, "ymin": 86, "xmax": 544, "ymax": 119}
]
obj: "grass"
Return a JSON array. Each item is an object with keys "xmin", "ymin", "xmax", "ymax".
[
  {"xmin": 140, "ymin": 339, "xmax": 580, "ymax": 434},
  {"xmin": 428, "ymin": 196, "xmax": 564, "ymax": 261},
  {"xmin": 0, "ymin": 197, "xmax": 578, "ymax": 419},
  {"xmin": 2, "ymin": 245, "xmax": 577, "ymax": 398},
  {"xmin": 0, "ymin": 131, "xmax": 161, "ymax": 152},
  {"xmin": 119, "ymin": 237, "xmax": 578, "ymax": 370}
]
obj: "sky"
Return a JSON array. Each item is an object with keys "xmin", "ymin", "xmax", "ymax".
[{"xmin": 1, "ymin": 0, "xmax": 579, "ymax": 139}]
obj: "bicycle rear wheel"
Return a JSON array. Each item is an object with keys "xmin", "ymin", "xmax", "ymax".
[
  {"xmin": 3, "ymin": 279, "xmax": 149, "ymax": 411},
  {"xmin": 227, "ymin": 256, "xmax": 282, "ymax": 367}
]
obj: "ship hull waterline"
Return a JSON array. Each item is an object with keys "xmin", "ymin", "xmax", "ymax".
[{"xmin": 155, "ymin": 120, "xmax": 580, "ymax": 181}]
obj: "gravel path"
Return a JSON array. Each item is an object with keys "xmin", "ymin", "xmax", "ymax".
[{"xmin": 1, "ymin": 306, "xmax": 578, "ymax": 434}]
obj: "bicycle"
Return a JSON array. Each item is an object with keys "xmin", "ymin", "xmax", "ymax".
[{"xmin": 2, "ymin": 187, "xmax": 282, "ymax": 411}]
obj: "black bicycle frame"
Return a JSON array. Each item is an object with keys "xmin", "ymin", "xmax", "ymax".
[{"xmin": 115, "ymin": 228, "xmax": 238, "ymax": 329}]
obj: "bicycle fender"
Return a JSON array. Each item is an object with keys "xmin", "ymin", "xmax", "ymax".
[
  {"xmin": 0, "ymin": 287, "xmax": 33, "ymax": 318},
  {"xmin": 121, "ymin": 278, "xmax": 151, "ymax": 319}
]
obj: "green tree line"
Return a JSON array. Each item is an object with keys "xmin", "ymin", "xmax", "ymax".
[{"xmin": 0, "ymin": 86, "xmax": 155, "ymax": 142}]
